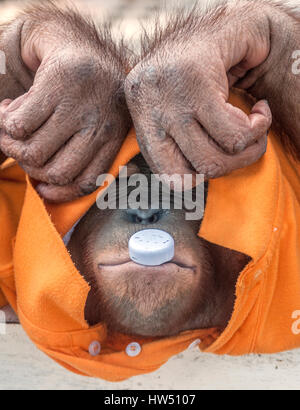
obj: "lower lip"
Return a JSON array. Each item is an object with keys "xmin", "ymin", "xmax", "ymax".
[{"xmin": 98, "ymin": 261, "xmax": 196, "ymax": 275}]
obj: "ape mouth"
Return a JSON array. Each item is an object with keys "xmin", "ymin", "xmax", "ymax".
[
  {"xmin": 93, "ymin": 259, "xmax": 200, "ymax": 336},
  {"xmin": 97, "ymin": 260, "xmax": 197, "ymax": 276},
  {"xmin": 90, "ymin": 252, "xmax": 204, "ymax": 336}
]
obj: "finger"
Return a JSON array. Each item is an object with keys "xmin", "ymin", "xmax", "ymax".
[
  {"xmin": 135, "ymin": 121, "xmax": 195, "ymax": 178},
  {"xmin": 21, "ymin": 126, "xmax": 106, "ymax": 186},
  {"xmin": 35, "ymin": 180, "xmax": 83, "ymax": 203},
  {"xmin": 0, "ymin": 107, "xmax": 80, "ymax": 167},
  {"xmin": 35, "ymin": 138, "xmax": 123, "ymax": 203},
  {"xmin": 197, "ymin": 97, "xmax": 272, "ymax": 154},
  {"xmin": 18, "ymin": 109, "xmax": 128, "ymax": 185},
  {"xmin": 169, "ymin": 117, "xmax": 268, "ymax": 179},
  {"xmin": 0, "ymin": 83, "xmax": 56, "ymax": 140},
  {"xmin": 228, "ymin": 65, "xmax": 249, "ymax": 87},
  {"xmin": 36, "ymin": 113, "xmax": 122, "ymax": 186},
  {"xmin": 0, "ymin": 99, "xmax": 12, "ymax": 112}
]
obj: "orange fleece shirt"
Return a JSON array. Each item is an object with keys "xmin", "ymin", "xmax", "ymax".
[{"xmin": 0, "ymin": 92, "xmax": 300, "ymax": 381}]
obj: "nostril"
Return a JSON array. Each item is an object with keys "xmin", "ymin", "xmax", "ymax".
[
  {"xmin": 148, "ymin": 214, "xmax": 159, "ymax": 224},
  {"xmin": 126, "ymin": 209, "xmax": 163, "ymax": 225},
  {"xmin": 135, "ymin": 216, "xmax": 143, "ymax": 224}
]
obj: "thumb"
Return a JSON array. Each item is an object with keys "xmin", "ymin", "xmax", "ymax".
[{"xmin": 197, "ymin": 94, "xmax": 272, "ymax": 154}]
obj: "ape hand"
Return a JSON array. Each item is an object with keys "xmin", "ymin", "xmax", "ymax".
[
  {"xmin": 125, "ymin": 0, "xmax": 292, "ymax": 180},
  {"xmin": 0, "ymin": 5, "xmax": 131, "ymax": 202}
]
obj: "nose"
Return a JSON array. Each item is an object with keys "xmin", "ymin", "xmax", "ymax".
[{"xmin": 126, "ymin": 209, "xmax": 164, "ymax": 225}]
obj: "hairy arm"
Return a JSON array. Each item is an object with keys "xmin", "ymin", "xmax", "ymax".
[
  {"xmin": 0, "ymin": 18, "xmax": 31, "ymax": 166},
  {"xmin": 0, "ymin": 2, "xmax": 131, "ymax": 201},
  {"xmin": 125, "ymin": 0, "xmax": 300, "ymax": 180},
  {"xmin": 238, "ymin": 0, "xmax": 300, "ymax": 159},
  {"xmin": 0, "ymin": 18, "xmax": 33, "ymax": 101}
]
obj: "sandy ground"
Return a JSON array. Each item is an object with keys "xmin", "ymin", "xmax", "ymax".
[
  {"xmin": 0, "ymin": 324, "xmax": 300, "ymax": 390},
  {"xmin": 0, "ymin": 0, "xmax": 300, "ymax": 390}
]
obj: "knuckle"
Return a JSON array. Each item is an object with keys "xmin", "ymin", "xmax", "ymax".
[
  {"xmin": 46, "ymin": 168, "xmax": 73, "ymax": 186},
  {"xmin": 62, "ymin": 54, "xmax": 100, "ymax": 85},
  {"xmin": 216, "ymin": 132, "xmax": 247, "ymax": 154},
  {"xmin": 0, "ymin": 139, "xmax": 25, "ymax": 161},
  {"xmin": 78, "ymin": 178, "xmax": 96, "ymax": 196},
  {"xmin": 125, "ymin": 70, "xmax": 142, "ymax": 101},
  {"xmin": 196, "ymin": 160, "xmax": 225, "ymax": 179},
  {"xmin": 4, "ymin": 116, "xmax": 27, "ymax": 139},
  {"xmin": 140, "ymin": 65, "xmax": 160, "ymax": 84},
  {"xmin": 180, "ymin": 114, "xmax": 194, "ymax": 129},
  {"xmin": 22, "ymin": 146, "xmax": 45, "ymax": 167},
  {"xmin": 126, "ymin": 64, "xmax": 161, "ymax": 99},
  {"xmin": 232, "ymin": 139, "xmax": 247, "ymax": 153},
  {"xmin": 38, "ymin": 187, "xmax": 60, "ymax": 203},
  {"xmin": 79, "ymin": 110, "xmax": 99, "ymax": 130}
]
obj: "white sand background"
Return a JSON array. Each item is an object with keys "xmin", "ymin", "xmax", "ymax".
[{"xmin": 0, "ymin": 0, "xmax": 300, "ymax": 390}]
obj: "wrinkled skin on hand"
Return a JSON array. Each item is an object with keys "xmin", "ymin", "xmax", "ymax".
[
  {"xmin": 241, "ymin": 1, "xmax": 300, "ymax": 159},
  {"xmin": 125, "ymin": 0, "xmax": 299, "ymax": 180},
  {"xmin": 0, "ymin": 5, "xmax": 131, "ymax": 202}
]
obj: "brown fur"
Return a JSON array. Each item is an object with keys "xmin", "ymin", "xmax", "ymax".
[{"xmin": 68, "ymin": 156, "xmax": 250, "ymax": 337}]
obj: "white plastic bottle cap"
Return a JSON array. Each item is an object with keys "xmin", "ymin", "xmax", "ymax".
[{"xmin": 129, "ymin": 229, "xmax": 175, "ymax": 266}]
